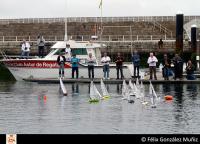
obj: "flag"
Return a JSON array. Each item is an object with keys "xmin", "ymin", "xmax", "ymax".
[{"xmin": 99, "ymin": 0, "xmax": 102, "ymax": 9}]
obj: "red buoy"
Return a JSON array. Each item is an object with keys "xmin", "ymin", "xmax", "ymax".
[{"xmin": 164, "ymin": 95, "xmax": 173, "ymax": 100}]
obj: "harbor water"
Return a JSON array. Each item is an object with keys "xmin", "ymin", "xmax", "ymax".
[{"xmin": 0, "ymin": 81, "xmax": 200, "ymax": 134}]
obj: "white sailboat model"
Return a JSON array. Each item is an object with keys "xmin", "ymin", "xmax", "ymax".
[
  {"xmin": 100, "ymin": 79, "xmax": 110, "ymax": 99},
  {"xmin": 122, "ymin": 80, "xmax": 128, "ymax": 100},
  {"xmin": 134, "ymin": 82, "xmax": 140, "ymax": 99},
  {"xmin": 129, "ymin": 79, "xmax": 136, "ymax": 96},
  {"xmin": 140, "ymin": 80, "xmax": 148, "ymax": 105},
  {"xmin": 89, "ymin": 81, "xmax": 100, "ymax": 103},
  {"xmin": 149, "ymin": 81, "xmax": 159, "ymax": 108},
  {"xmin": 59, "ymin": 78, "xmax": 68, "ymax": 96},
  {"xmin": 122, "ymin": 80, "xmax": 134, "ymax": 103}
]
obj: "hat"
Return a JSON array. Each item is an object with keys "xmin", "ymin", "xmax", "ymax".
[{"xmin": 66, "ymin": 44, "xmax": 70, "ymax": 47}]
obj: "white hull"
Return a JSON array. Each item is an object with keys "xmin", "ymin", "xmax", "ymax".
[{"xmin": 7, "ymin": 66, "xmax": 132, "ymax": 80}]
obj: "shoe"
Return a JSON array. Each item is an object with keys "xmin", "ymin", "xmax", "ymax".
[{"xmin": 107, "ymin": 77, "xmax": 110, "ymax": 80}]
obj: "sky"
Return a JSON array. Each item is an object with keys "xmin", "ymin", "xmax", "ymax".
[{"xmin": 0, "ymin": 0, "xmax": 200, "ymax": 18}]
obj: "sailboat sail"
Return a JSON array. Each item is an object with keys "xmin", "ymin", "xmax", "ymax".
[
  {"xmin": 136, "ymin": 78, "xmax": 140, "ymax": 87},
  {"xmin": 140, "ymin": 80, "xmax": 144, "ymax": 99},
  {"xmin": 100, "ymin": 79, "xmax": 110, "ymax": 98},
  {"xmin": 89, "ymin": 81, "xmax": 99, "ymax": 102},
  {"xmin": 129, "ymin": 79, "xmax": 136, "ymax": 96},
  {"xmin": 134, "ymin": 83, "xmax": 140, "ymax": 99},
  {"xmin": 149, "ymin": 81, "xmax": 157, "ymax": 108},
  {"xmin": 94, "ymin": 83, "xmax": 103, "ymax": 99},
  {"xmin": 122, "ymin": 80, "xmax": 128, "ymax": 100}
]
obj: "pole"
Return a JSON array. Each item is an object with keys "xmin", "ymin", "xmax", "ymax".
[
  {"xmin": 64, "ymin": 0, "xmax": 68, "ymax": 41},
  {"xmin": 100, "ymin": 0, "xmax": 103, "ymax": 47},
  {"xmin": 130, "ymin": 26, "xmax": 133, "ymax": 55}
]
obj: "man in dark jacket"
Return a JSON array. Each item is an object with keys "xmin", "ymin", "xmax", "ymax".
[
  {"xmin": 172, "ymin": 54, "xmax": 183, "ymax": 80},
  {"xmin": 57, "ymin": 52, "xmax": 66, "ymax": 79},
  {"xmin": 162, "ymin": 54, "xmax": 171, "ymax": 80},
  {"xmin": 115, "ymin": 52, "xmax": 124, "ymax": 79},
  {"xmin": 132, "ymin": 51, "xmax": 140, "ymax": 78}
]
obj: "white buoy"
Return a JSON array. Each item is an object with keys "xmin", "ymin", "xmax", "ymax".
[{"xmin": 59, "ymin": 78, "xmax": 67, "ymax": 96}]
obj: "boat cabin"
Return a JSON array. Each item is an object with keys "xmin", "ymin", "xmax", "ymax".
[{"xmin": 44, "ymin": 40, "xmax": 105, "ymax": 65}]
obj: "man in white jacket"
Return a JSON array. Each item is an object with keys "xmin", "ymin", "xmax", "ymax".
[
  {"xmin": 21, "ymin": 39, "xmax": 30, "ymax": 59},
  {"xmin": 101, "ymin": 52, "xmax": 111, "ymax": 79},
  {"xmin": 147, "ymin": 52, "xmax": 158, "ymax": 80}
]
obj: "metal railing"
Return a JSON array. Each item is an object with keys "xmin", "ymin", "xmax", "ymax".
[
  {"xmin": 0, "ymin": 35, "xmax": 175, "ymax": 42},
  {"xmin": 0, "ymin": 16, "xmax": 200, "ymax": 24}
]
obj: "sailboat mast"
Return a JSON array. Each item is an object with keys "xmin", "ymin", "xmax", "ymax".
[
  {"xmin": 99, "ymin": 0, "xmax": 103, "ymax": 46},
  {"xmin": 64, "ymin": 0, "xmax": 68, "ymax": 41},
  {"xmin": 64, "ymin": 17, "xmax": 68, "ymax": 41}
]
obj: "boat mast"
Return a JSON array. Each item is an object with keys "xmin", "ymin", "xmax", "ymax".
[
  {"xmin": 130, "ymin": 26, "xmax": 133, "ymax": 55},
  {"xmin": 64, "ymin": 0, "xmax": 68, "ymax": 41},
  {"xmin": 99, "ymin": 0, "xmax": 103, "ymax": 46}
]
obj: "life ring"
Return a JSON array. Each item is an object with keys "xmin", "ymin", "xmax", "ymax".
[{"xmin": 164, "ymin": 95, "xmax": 173, "ymax": 100}]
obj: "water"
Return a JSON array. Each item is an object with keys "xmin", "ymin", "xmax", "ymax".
[{"xmin": 0, "ymin": 81, "xmax": 200, "ymax": 134}]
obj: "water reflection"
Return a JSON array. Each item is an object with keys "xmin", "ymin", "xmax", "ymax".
[
  {"xmin": 116, "ymin": 84, "xmax": 122, "ymax": 94},
  {"xmin": 162, "ymin": 84, "xmax": 171, "ymax": 95},
  {"xmin": 72, "ymin": 83, "xmax": 79, "ymax": 96},
  {"xmin": 186, "ymin": 84, "xmax": 198, "ymax": 100}
]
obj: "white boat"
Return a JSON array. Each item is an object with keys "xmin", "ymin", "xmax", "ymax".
[{"xmin": 0, "ymin": 40, "xmax": 133, "ymax": 80}]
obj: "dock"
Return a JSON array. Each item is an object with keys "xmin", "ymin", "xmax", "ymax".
[{"xmin": 23, "ymin": 78, "xmax": 200, "ymax": 84}]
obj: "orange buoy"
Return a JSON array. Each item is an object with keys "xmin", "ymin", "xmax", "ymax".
[
  {"xmin": 44, "ymin": 95, "xmax": 47, "ymax": 100},
  {"xmin": 164, "ymin": 95, "xmax": 173, "ymax": 100}
]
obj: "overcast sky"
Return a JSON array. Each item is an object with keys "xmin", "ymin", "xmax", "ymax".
[{"xmin": 0, "ymin": 0, "xmax": 200, "ymax": 18}]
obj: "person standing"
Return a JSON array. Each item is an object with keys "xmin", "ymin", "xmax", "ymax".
[
  {"xmin": 87, "ymin": 53, "xmax": 96, "ymax": 79},
  {"xmin": 101, "ymin": 52, "xmax": 111, "ymax": 79},
  {"xmin": 172, "ymin": 54, "xmax": 183, "ymax": 80},
  {"xmin": 158, "ymin": 38, "xmax": 163, "ymax": 49},
  {"xmin": 21, "ymin": 39, "xmax": 30, "ymax": 59},
  {"xmin": 57, "ymin": 52, "xmax": 66, "ymax": 79},
  {"xmin": 147, "ymin": 52, "xmax": 158, "ymax": 80},
  {"xmin": 65, "ymin": 44, "xmax": 71, "ymax": 59},
  {"xmin": 132, "ymin": 51, "xmax": 140, "ymax": 78},
  {"xmin": 115, "ymin": 52, "xmax": 124, "ymax": 79},
  {"xmin": 162, "ymin": 54, "xmax": 171, "ymax": 80},
  {"xmin": 71, "ymin": 54, "xmax": 80, "ymax": 79},
  {"xmin": 37, "ymin": 35, "xmax": 45, "ymax": 58},
  {"xmin": 185, "ymin": 60, "xmax": 196, "ymax": 80}
]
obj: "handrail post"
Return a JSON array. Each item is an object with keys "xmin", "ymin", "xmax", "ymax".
[{"xmin": 3, "ymin": 36, "xmax": 4, "ymax": 42}]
